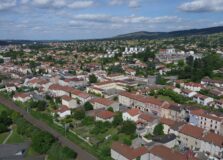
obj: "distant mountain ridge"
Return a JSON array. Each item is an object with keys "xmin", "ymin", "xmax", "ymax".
[{"xmin": 113, "ymin": 26, "xmax": 223, "ymax": 40}]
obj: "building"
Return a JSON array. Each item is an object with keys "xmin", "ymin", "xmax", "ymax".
[
  {"xmin": 149, "ymin": 145, "xmax": 197, "ymax": 160},
  {"xmin": 119, "ymin": 92, "xmax": 169, "ymax": 117},
  {"xmin": 200, "ymin": 132, "xmax": 223, "ymax": 158},
  {"xmin": 56, "ymin": 105, "xmax": 71, "ymax": 118},
  {"xmin": 183, "ymin": 82, "xmax": 203, "ymax": 92},
  {"xmin": 95, "ymin": 110, "xmax": 115, "ymax": 122},
  {"xmin": 189, "ymin": 109, "xmax": 223, "ymax": 135},
  {"xmin": 122, "ymin": 108, "xmax": 141, "ymax": 122},
  {"xmin": 90, "ymin": 98, "xmax": 119, "ymax": 111},
  {"xmin": 178, "ymin": 124, "xmax": 204, "ymax": 150},
  {"xmin": 192, "ymin": 93, "xmax": 213, "ymax": 106},
  {"xmin": 111, "ymin": 141, "xmax": 148, "ymax": 160},
  {"xmin": 61, "ymin": 95, "xmax": 77, "ymax": 109},
  {"xmin": 13, "ymin": 92, "xmax": 31, "ymax": 103}
]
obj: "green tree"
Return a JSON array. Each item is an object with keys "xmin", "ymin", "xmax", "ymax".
[
  {"xmin": 73, "ymin": 109, "xmax": 85, "ymax": 120},
  {"xmin": 32, "ymin": 131, "xmax": 55, "ymax": 154},
  {"xmin": 112, "ymin": 113, "xmax": 123, "ymax": 126},
  {"xmin": 84, "ymin": 102, "xmax": 93, "ymax": 111},
  {"xmin": 153, "ymin": 123, "xmax": 164, "ymax": 136},
  {"xmin": 107, "ymin": 107, "xmax": 114, "ymax": 112},
  {"xmin": 89, "ymin": 74, "xmax": 98, "ymax": 83},
  {"xmin": 120, "ymin": 121, "xmax": 136, "ymax": 135}
]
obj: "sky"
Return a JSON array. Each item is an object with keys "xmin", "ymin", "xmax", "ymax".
[{"xmin": 0, "ymin": 0, "xmax": 223, "ymax": 40}]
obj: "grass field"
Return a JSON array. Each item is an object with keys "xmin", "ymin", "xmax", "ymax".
[
  {"xmin": 0, "ymin": 132, "xmax": 10, "ymax": 144},
  {"xmin": 6, "ymin": 126, "xmax": 28, "ymax": 144},
  {"xmin": 158, "ymin": 95, "xmax": 174, "ymax": 103}
]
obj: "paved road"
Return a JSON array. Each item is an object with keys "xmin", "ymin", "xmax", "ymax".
[{"xmin": 0, "ymin": 96, "xmax": 97, "ymax": 160}]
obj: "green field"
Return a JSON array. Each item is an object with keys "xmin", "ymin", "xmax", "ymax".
[
  {"xmin": 6, "ymin": 126, "xmax": 28, "ymax": 144},
  {"xmin": 0, "ymin": 132, "xmax": 10, "ymax": 144}
]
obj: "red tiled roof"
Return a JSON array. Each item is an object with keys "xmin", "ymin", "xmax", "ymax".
[
  {"xmin": 160, "ymin": 118, "xmax": 176, "ymax": 127},
  {"xmin": 202, "ymin": 132, "xmax": 223, "ymax": 147},
  {"xmin": 185, "ymin": 82, "xmax": 203, "ymax": 88},
  {"xmin": 96, "ymin": 110, "xmax": 114, "ymax": 119},
  {"xmin": 120, "ymin": 92, "xmax": 164, "ymax": 106},
  {"xmin": 150, "ymin": 145, "xmax": 197, "ymax": 160},
  {"xmin": 62, "ymin": 95, "xmax": 72, "ymax": 101},
  {"xmin": 14, "ymin": 92, "xmax": 30, "ymax": 99},
  {"xmin": 126, "ymin": 108, "xmax": 141, "ymax": 117},
  {"xmin": 56, "ymin": 105, "xmax": 70, "ymax": 113},
  {"xmin": 139, "ymin": 113, "xmax": 155, "ymax": 122},
  {"xmin": 179, "ymin": 124, "xmax": 204, "ymax": 140},
  {"xmin": 90, "ymin": 98, "xmax": 114, "ymax": 106},
  {"xmin": 111, "ymin": 142, "xmax": 148, "ymax": 160}
]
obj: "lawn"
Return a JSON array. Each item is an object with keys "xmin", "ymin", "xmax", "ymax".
[
  {"xmin": 0, "ymin": 104, "xmax": 9, "ymax": 113},
  {"xmin": 0, "ymin": 132, "xmax": 10, "ymax": 144},
  {"xmin": 158, "ymin": 95, "xmax": 174, "ymax": 103},
  {"xmin": 6, "ymin": 127, "xmax": 28, "ymax": 144}
]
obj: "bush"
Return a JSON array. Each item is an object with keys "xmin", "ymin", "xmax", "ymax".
[
  {"xmin": 31, "ymin": 131, "xmax": 55, "ymax": 154},
  {"xmin": 48, "ymin": 143, "xmax": 77, "ymax": 160},
  {"xmin": 153, "ymin": 123, "xmax": 164, "ymax": 136},
  {"xmin": 120, "ymin": 121, "xmax": 136, "ymax": 136},
  {"xmin": 73, "ymin": 109, "xmax": 85, "ymax": 120}
]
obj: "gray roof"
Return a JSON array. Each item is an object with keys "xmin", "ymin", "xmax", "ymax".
[{"xmin": 0, "ymin": 143, "xmax": 30, "ymax": 159}]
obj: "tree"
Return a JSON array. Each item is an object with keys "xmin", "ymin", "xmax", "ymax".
[
  {"xmin": 156, "ymin": 75, "xmax": 166, "ymax": 85},
  {"xmin": 32, "ymin": 131, "xmax": 55, "ymax": 154},
  {"xmin": 84, "ymin": 102, "xmax": 93, "ymax": 111},
  {"xmin": 89, "ymin": 74, "xmax": 98, "ymax": 83},
  {"xmin": 112, "ymin": 113, "xmax": 123, "ymax": 126},
  {"xmin": 0, "ymin": 123, "xmax": 8, "ymax": 133},
  {"xmin": 73, "ymin": 109, "xmax": 85, "ymax": 120},
  {"xmin": 120, "ymin": 121, "xmax": 136, "ymax": 135},
  {"xmin": 107, "ymin": 107, "xmax": 114, "ymax": 112},
  {"xmin": 153, "ymin": 123, "xmax": 164, "ymax": 136}
]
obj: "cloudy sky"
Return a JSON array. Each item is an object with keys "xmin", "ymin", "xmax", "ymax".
[{"xmin": 0, "ymin": 0, "xmax": 223, "ymax": 40}]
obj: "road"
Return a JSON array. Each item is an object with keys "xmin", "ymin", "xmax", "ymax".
[{"xmin": 0, "ymin": 96, "xmax": 97, "ymax": 160}]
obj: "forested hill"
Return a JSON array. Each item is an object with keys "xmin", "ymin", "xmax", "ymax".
[{"xmin": 113, "ymin": 26, "xmax": 223, "ymax": 40}]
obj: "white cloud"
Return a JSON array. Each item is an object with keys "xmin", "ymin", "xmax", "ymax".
[
  {"xmin": 68, "ymin": 1, "xmax": 94, "ymax": 9},
  {"xmin": 109, "ymin": 0, "xmax": 141, "ymax": 8},
  {"xmin": 0, "ymin": 0, "xmax": 16, "ymax": 11},
  {"xmin": 179, "ymin": 0, "xmax": 223, "ymax": 12}
]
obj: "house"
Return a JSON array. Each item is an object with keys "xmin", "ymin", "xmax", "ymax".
[
  {"xmin": 5, "ymin": 84, "xmax": 16, "ymax": 92},
  {"xmin": 56, "ymin": 105, "xmax": 71, "ymax": 118},
  {"xmin": 178, "ymin": 124, "xmax": 204, "ymax": 150},
  {"xmin": 122, "ymin": 108, "xmax": 141, "ymax": 122},
  {"xmin": 137, "ymin": 113, "xmax": 158, "ymax": 134},
  {"xmin": 95, "ymin": 110, "xmax": 115, "ymax": 122},
  {"xmin": 61, "ymin": 95, "xmax": 77, "ymax": 109},
  {"xmin": 90, "ymin": 98, "xmax": 119, "ymax": 111},
  {"xmin": 189, "ymin": 109, "xmax": 223, "ymax": 135},
  {"xmin": 70, "ymin": 89, "xmax": 91, "ymax": 104},
  {"xmin": 161, "ymin": 103, "xmax": 187, "ymax": 121},
  {"xmin": 201, "ymin": 77, "xmax": 223, "ymax": 88},
  {"xmin": 13, "ymin": 92, "xmax": 31, "ymax": 102},
  {"xmin": 111, "ymin": 141, "xmax": 149, "ymax": 160},
  {"xmin": 192, "ymin": 93, "xmax": 213, "ymax": 106},
  {"xmin": 183, "ymin": 82, "xmax": 203, "ymax": 92},
  {"xmin": 200, "ymin": 132, "xmax": 223, "ymax": 158},
  {"xmin": 214, "ymin": 99, "xmax": 223, "ymax": 109},
  {"xmin": 149, "ymin": 145, "xmax": 197, "ymax": 160},
  {"xmin": 48, "ymin": 84, "xmax": 72, "ymax": 97},
  {"xmin": 181, "ymin": 89, "xmax": 197, "ymax": 98},
  {"xmin": 160, "ymin": 118, "xmax": 185, "ymax": 135}
]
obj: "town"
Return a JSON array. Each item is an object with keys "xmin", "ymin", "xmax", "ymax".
[
  {"xmin": 0, "ymin": 32, "xmax": 223, "ymax": 160},
  {"xmin": 1, "ymin": 0, "xmax": 223, "ymax": 160}
]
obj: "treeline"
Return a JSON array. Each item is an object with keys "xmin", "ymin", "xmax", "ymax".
[
  {"xmin": 176, "ymin": 54, "xmax": 223, "ymax": 82},
  {"xmin": 4, "ymin": 109, "xmax": 77, "ymax": 160}
]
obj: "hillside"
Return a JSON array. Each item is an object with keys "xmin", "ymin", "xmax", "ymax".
[{"xmin": 113, "ymin": 26, "xmax": 223, "ymax": 40}]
